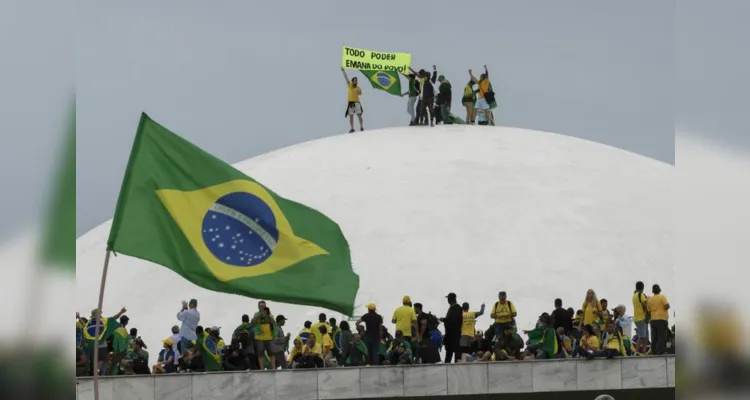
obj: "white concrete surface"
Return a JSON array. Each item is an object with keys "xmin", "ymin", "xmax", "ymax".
[
  {"xmin": 76, "ymin": 356, "xmax": 676, "ymax": 400},
  {"xmin": 76, "ymin": 125, "xmax": 674, "ymax": 353}
]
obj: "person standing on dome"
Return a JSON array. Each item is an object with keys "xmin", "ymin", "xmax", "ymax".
[
  {"xmin": 469, "ymin": 65, "xmax": 494, "ymax": 125},
  {"xmin": 341, "ymin": 67, "xmax": 364, "ymax": 133},
  {"xmin": 436, "ymin": 74, "xmax": 453, "ymax": 124},
  {"xmin": 401, "ymin": 72, "xmax": 420, "ymax": 126},
  {"xmin": 177, "ymin": 299, "xmax": 200, "ymax": 356},
  {"xmin": 462, "ymin": 80, "xmax": 477, "ymax": 125},
  {"xmin": 418, "ymin": 66, "xmax": 438, "ymax": 127},
  {"xmin": 440, "ymin": 292, "xmax": 463, "ymax": 363}
]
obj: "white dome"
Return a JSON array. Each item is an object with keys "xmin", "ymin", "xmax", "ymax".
[{"xmin": 76, "ymin": 125, "xmax": 674, "ymax": 351}]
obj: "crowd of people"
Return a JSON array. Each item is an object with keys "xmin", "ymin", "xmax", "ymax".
[
  {"xmin": 341, "ymin": 64, "xmax": 498, "ymax": 133},
  {"xmin": 75, "ymin": 281, "xmax": 674, "ymax": 376}
]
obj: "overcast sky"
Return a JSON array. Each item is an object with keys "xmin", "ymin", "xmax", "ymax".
[{"xmin": 75, "ymin": 0, "xmax": 677, "ymax": 236}]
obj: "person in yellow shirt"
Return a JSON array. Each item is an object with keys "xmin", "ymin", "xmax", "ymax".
[
  {"xmin": 392, "ymin": 296, "xmax": 418, "ymax": 341},
  {"xmin": 490, "ymin": 291, "xmax": 516, "ymax": 337},
  {"xmin": 297, "ymin": 321, "xmax": 313, "ymax": 345},
  {"xmin": 647, "ymin": 284, "xmax": 670, "ymax": 355},
  {"xmin": 341, "ymin": 67, "xmax": 364, "ymax": 133},
  {"xmin": 576, "ymin": 324, "xmax": 601, "ymax": 358},
  {"xmin": 288, "ymin": 338, "xmax": 304, "ymax": 367},
  {"xmin": 468, "ymin": 65, "xmax": 493, "ymax": 125},
  {"xmin": 580, "ymin": 289, "xmax": 604, "ymax": 328},
  {"xmin": 632, "ymin": 281, "xmax": 650, "ymax": 354},
  {"xmin": 459, "ymin": 302, "xmax": 485, "ymax": 353},
  {"xmin": 299, "ymin": 334, "xmax": 324, "ymax": 368},
  {"xmin": 310, "ymin": 313, "xmax": 331, "ymax": 348}
]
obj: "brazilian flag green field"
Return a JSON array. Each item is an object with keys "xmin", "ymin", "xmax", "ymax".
[
  {"xmin": 359, "ymin": 70, "xmax": 401, "ymax": 96},
  {"xmin": 107, "ymin": 113, "xmax": 360, "ymax": 314}
]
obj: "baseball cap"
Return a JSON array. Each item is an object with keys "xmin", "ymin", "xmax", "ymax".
[
  {"xmin": 276, "ymin": 315, "xmax": 287, "ymax": 322},
  {"xmin": 367, "ymin": 303, "xmax": 376, "ymax": 311},
  {"xmin": 446, "ymin": 292, "xmax": 457, "ymax": 299},
  {"xmin": 402, "ymin": 295, "xmax": 411, "ymax": 304},
  {"xmin": 162, "ymin": 337, "xmax": 174, "ymax": 346},
  {"xmin": 189, "ymin": 299, "xmax": 198, "ymax": 306},
  {"xmin": 210, "ymin": 326, "xmax": 221, "ymax": 331}
]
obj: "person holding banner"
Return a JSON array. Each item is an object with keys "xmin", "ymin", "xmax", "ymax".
[{"xmin": 341, "ymin": 67, "xmax": 364, "ymax": 133}]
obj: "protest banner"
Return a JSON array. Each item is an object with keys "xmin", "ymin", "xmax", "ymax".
[{"xmin": 341, "ymin": 45, "xmax": 412, "ymax": 73}]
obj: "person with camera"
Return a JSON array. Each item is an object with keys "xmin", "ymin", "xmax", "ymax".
[{"xmin": 177, "ymin": 299, "xmax": 200, "ymax": 356}]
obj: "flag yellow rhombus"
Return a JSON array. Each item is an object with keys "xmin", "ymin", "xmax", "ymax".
[{"xmin": 155, "ymin": 179, "xmax": 328, "ymax": 281}]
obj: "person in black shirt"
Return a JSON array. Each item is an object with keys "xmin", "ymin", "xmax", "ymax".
[
  {"xmin": 440, "ymin": 292, "xmax": 463, "ymax": 363},
  {"xmin": 418, "ymin": 66, "xmax": 438, "ymax": 126},
  {"xmin": 551, "ymin": 298, "xmax": 573, "ymax": 334},
  {"xmin": 356, "ymin": 303, "xmax": 383, "ymax": 366}
]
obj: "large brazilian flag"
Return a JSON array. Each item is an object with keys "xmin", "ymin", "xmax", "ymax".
[{"xmin": 107, "ymin": 113, "xmax": 360, "ymax": 314}]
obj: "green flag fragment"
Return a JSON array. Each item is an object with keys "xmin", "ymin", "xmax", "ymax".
[
  {"xmin": 359, "ymin": 70, "xmax": 402, "ymax": 96},
  {"xmin": 40, "ymin": 102, "xmax": 76, "ymax": 272},
  {"xmin": 107, "ymin": 113, "xmax": 360, "ymax": 314}
]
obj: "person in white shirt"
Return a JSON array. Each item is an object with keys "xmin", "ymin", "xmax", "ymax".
[
  {"xmin": 168, "ymin": 325, "xmax": 182, "ymax": 366},
  {"xmin": 177, "ymin": 299, "xmax": 200, "ymax": 356}
]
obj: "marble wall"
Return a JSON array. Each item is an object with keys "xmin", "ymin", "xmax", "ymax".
[{"xmin": 76, "ymin": 356, "xmax": 675, "ymax": 400}]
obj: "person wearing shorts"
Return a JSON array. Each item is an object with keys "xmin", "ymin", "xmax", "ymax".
[
  {"xmin": 469, "ymin": 65, "xmax": 493, "ymax": 125},
  {"xmin": 253, "ymin": 308, "xmax": 277, "ymax": 369},
  {"xmin": 341, "ymin": 67, "xmax": 364, "ymax": 133}
]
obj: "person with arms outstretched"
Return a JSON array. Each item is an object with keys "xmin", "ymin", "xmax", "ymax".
[
  {"xmin": 469, "ymin": 65, "xmax": 494, "ymax": 125},
  {"xmin": 341, "ymin": 67, "xmax": 364, "ymax": 133}
]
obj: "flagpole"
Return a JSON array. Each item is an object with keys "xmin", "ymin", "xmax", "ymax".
[{"xmin": 92, "ymin": 250, "xmax": 112, "ymax": 400}]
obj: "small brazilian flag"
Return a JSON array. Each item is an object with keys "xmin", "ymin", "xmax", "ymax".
[
  {"xmin": 359, "ymin": 70, "xmax": 401, "ymax": 96},
  {"xmin": 107, "ymin": 113, "xmax": 360, "ymax": 314}
]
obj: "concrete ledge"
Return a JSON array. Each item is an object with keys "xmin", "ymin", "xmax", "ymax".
[{"xmin": 76, "ymin": 355, "xmax": 675, "ymax": 400}]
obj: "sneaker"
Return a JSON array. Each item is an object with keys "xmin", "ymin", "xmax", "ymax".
[
  {"xmin": 349, "ymin": 129, "xmax": 355, "ymax": 133},
  {"xmin": 360, "ymin": 127, "xmax": 364, "ymax": 131}
]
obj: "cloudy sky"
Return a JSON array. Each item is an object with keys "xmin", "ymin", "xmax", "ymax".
[{"xmin": 73, "ymin": 0, "xmax": 680, "ymax": 236}]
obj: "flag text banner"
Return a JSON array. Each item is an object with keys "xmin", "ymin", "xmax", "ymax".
[{"xmin": 341, "ymin": 45, "xmax": 411, "ymax": 73}]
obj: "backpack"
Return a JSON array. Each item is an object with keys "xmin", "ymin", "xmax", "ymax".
[
  {"xmin": 132, "ymin": 355, "xmax": 150, "ymax": 374},
  {"xmin": 425, "ymin": 312, "xmax": 440, "ymax": 331},
  {"xmin": 493, "ymin": 301, "xmax": 516, "ymax": 325}
]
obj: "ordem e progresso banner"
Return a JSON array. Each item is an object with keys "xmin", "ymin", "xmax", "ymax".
[{"xmin": 341, "ymin": 45, "xmax": 412, "ymax": 73}]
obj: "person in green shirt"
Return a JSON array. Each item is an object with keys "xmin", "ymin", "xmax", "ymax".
[
  {"xmin": 109, "ymin": 315, "xmax": 131, "ymax": 375},
  {"xmin": 82, "ymin": 307, "xmax": 126, "ymax": 376},
  {"xmin": 195, "ymin": 325, "xmax": 223, "ymax": 372},
  {"xmin": 124, "ymin": 338, "xmax": 150, "ymax": 375}
]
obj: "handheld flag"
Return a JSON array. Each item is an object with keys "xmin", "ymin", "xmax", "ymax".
[
  {"xmin": 359, "ymin": 70, "xmax": 402, "ymax": 96},
  {"xmin": 107, "ymin": 113, "xmax": 360, "ymax": 314}
]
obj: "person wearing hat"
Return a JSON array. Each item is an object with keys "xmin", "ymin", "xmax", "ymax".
[
  {"xmin": 436, "ymin": 74, "xmax": 453, "ymax": 124},
  {"xmin": 84, "ymin": 306, "xmax": 126, "ymax": 376},
  {"xmin": 177, "ymin": 299, "xmax": 200, "ymax": 356},
  {"xmin": 355, "ymin": 303, "xmax": 383, "ymax": 365},
  {"xmin": 392, "ymin": 296, "xmax": 418, "ymax": 344},
  {"xmin": 441, "ymin": 292, "xmax": 463, "ymax": 363},
  {"xmin": 647, "ymin": 284, "xmax": 670, "ymax": 355},
  {"xmin": 154, "ymin": 337, "xmax": 177, "ymax": 373}
]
